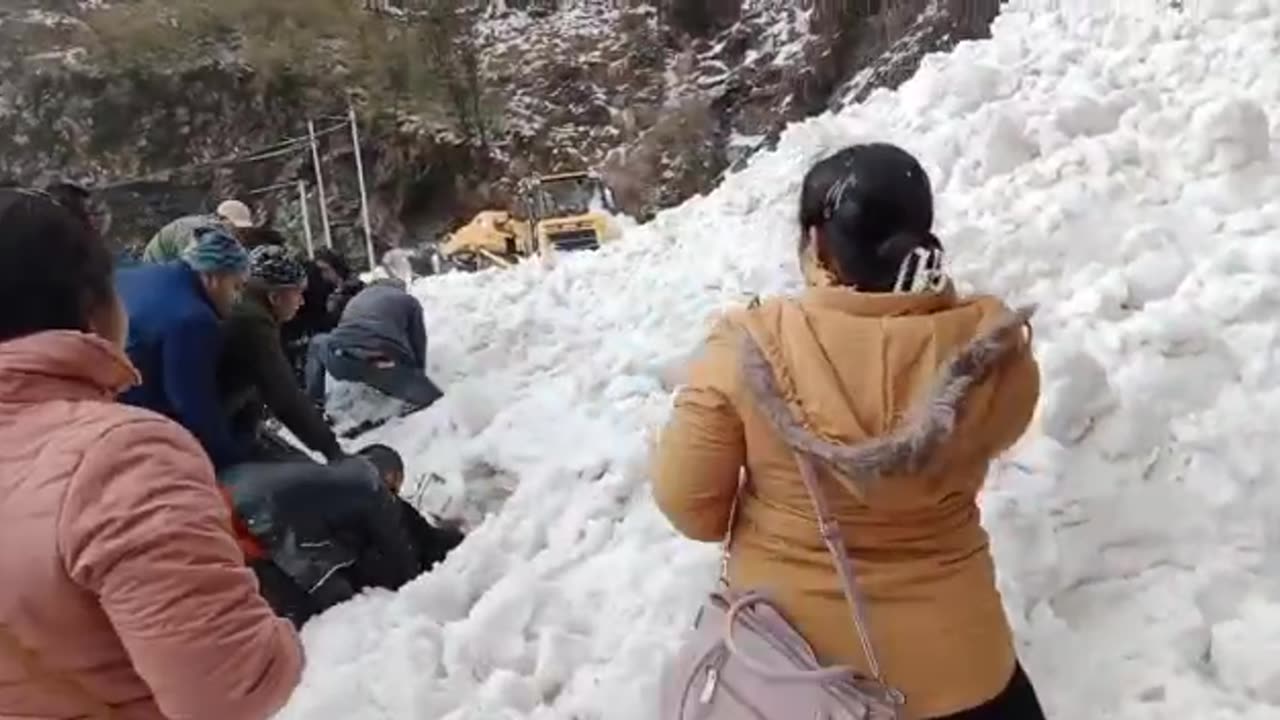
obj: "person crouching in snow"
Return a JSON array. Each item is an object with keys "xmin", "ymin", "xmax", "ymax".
[
  {"xmin": 218, "ymin": 454, "xmax": 422, "ymax": 627},
  {"xmin": 0, "ymin": 187, "xmax": 301, "ymax": 719},
  {"xmin": 358, "ymin": 444, "xmax": 466, "ymax": 572},
  {"xmin": 220, "ymin": 245, "xmax": 346, "ymax": 463},
  {"xmin": 305, "ymin": 277, "xmax": 444, "ymax": 413},
  {"xmin": 652, "ymin": 143, "xmax": 1044, "ymax": 719},
  {"xmin": 281, "ymin": 248, "xmax": 364, "ymax": 386},
  {"xmin": 117, "ymin": 226, "xmax": 252, "ymax": 469}
]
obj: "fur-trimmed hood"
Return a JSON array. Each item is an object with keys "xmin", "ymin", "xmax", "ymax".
[
  {"xmin": 651, "ymin": 285, "xmax": 1042, "ymax": 718},
  {"xmin": 728, "ymin": 287, "xmax": 1036, "ymax": 487}
]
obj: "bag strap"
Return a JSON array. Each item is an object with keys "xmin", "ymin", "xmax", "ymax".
[
  {"xmin": 716, "ymin": 457, "xmax": 884, "ymax": 681},
  {"xmin": 715, "ymin": 469, "xmax": 746, "ymax": 587},
  {"xmin": 0, "ymin": 624, "xmax": 116, "ymax": 719},
  {"xmin": 791, "ymin": 451, "xmax": 885, "ymax": 682}
]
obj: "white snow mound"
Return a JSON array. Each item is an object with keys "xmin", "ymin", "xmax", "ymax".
[{"xmin": 276, "ymin": 4, "xmax": 1280, "ymax": 719}]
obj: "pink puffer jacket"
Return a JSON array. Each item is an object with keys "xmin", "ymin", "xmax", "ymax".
[{"xmin": 0, "ymin": 331, "xmax": 303, "ymax": 720}]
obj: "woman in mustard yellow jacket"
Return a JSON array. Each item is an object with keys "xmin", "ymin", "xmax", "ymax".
[{"xmin": 653, "ymin": 144, "xmax": 1044, "ymax": 719}]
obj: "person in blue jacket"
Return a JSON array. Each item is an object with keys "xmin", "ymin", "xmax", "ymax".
[{"xmin": 117, "ymin": 227, "xmax": 250, "ymax": 469}]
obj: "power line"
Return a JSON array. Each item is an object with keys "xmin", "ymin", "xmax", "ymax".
[
  {"xmin": 92, "ymin": 111, "xmax": 377, "ymax": 268},
  {"xmin": 246, "ymin": 181, "xmax": 297, "ymax": 196},
  {"xmin": 97, "ymin": 120, "xmax": 350, "ymax": 190}
]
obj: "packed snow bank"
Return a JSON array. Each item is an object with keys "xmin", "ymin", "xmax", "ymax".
[{"xmin": 277, "ymin": 4, "xmax": 1280, "ymax": 719}]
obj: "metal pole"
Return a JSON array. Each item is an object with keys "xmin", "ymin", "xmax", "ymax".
[
  {"xmin": 349, "ymin": 106, "xmax": 376, "ymax": 271},
  {"xmin": 297, "ymin": 180, "xmax": 315, "ymax": 259},
  {"xmin": 307, "ymin": 119, "xmax": 334, "ymax": 248}
]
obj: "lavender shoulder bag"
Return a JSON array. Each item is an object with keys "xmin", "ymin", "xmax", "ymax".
[{"xmin": 659, "ymin": 452, "xmax": 905, "ymax": 719}]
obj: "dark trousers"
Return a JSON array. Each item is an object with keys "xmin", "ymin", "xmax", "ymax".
[
  {"xmin": 930, "ymin": 664, "xmax": 1046, "ymax": 720},
  {"xmin": 306, "ymin": 334, "xmax": 443, "ymax": 411}
]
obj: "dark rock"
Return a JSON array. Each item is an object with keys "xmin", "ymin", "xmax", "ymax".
[
  {"xmin": 661, "ymin": 0, "xmax": 741, "ymax": 38},
  {"xmin": 1, "ymin": 1, "xmax": 1001, "ymax": 266}
]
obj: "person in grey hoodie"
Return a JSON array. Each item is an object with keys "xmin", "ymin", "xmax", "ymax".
[{"xmin": 305, "ymin": 278, "xmax": 444, "ymax": 412}]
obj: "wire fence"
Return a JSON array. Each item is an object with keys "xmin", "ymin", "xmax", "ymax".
[
  {"xmin": 89, "ymin": 110, "xmax": 383, "ymax": 268},
  {"xmin": 97, "ymin": 120, "xmax": 349, "ymax": 190}
]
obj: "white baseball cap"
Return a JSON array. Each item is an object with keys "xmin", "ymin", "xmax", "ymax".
[{"xmin": 216, "ymin": 199, "xmax": 254, "ymax": 228}]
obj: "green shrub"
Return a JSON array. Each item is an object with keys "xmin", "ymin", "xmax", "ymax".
[{"xmin": 82, "ymin": 0, "xmax": 489, "ymax": 136}]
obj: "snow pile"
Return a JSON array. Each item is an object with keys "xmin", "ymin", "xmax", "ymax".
[{"xmin": 278, "ymin": 3, "xmax": 1280, "ymax": 719}]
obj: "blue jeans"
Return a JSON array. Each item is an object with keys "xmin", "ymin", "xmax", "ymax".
[{"xmin": 306, "ymin": 334, "xmax": 443, "ymax": 411}]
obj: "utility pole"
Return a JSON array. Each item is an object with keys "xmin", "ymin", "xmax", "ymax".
[
  {"xmin": 307, "ymin": 119, "xmax": 334, "ymax": 248},
  {"xmin": 348, "ymin": 106, "xmax": 377, "ymax": 271},
  {"xmin": 297, "ymin": 180, "xmax": 315, "ymax": 259}
]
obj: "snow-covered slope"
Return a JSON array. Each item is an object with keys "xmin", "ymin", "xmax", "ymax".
[{"xmin": 277, "ymin": 3, "xmax": 1280, "ymax": 718}]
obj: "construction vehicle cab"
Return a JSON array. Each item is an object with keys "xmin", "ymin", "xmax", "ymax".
[{"xmin": 436, "ymin": 171, "xmax": 620, "ymax": 272}]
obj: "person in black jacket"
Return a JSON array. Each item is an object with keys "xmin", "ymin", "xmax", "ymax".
[
  {"xmin": 282, "ymin": 249, "xmax": 365, "ymax": 386},
  {"xmin": 219, "ymin": 245, "xmax": 344, "ymax": 462},
  {"xmin": 314, "ymin": 248, "xmax": 365, "ymax": 319},
  {"xmin": 357, "ymin": 444, "xmax": 465, "ymax": 572},
  {"xmin": 219, "ymin": 455, "xmax": 421, "ymax": 627}
]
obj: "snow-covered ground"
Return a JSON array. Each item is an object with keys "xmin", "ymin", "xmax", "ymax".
[{"xmin": 277, "ymin": 3, "xmax": 1280, "ymax": 718}]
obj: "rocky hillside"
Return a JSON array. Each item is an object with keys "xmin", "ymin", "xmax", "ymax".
[{"xmin": 0, "ymin": 0, "xmax": 1001, "ymax": 264}]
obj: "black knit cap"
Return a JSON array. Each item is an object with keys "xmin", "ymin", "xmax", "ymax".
[{"xmin": 248, "ymin": 244, "xmax": 307, "ymax": 288}]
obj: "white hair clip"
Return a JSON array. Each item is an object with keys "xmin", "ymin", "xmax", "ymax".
[{"xmin": 893, "ymin": 246, "xmax": 947, "ymax": 293}]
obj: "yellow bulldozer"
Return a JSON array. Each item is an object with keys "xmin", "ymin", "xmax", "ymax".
[{"xmin": 434, "ymin": 171, "xmax": 622, "ymax": 272}]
